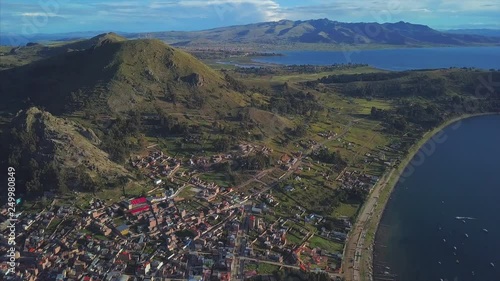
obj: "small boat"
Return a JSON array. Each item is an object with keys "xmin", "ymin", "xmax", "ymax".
[
  {"xmin": 483, "ymin": 229, "xmax": 489, "ymax": 233},
  {"xmin": 443, "ymin": 238, "xmax": 446, "ymax": 242},
  {"xmin": 491, "ymin": 262, "xmax": 495, "ymax": 267},
  {"xmin": 465, "ymin": 233, "xmax": 469, "ymax": 238},
  {"xmin": 462, "ymin": 220, "xmax": 466, "ymax": 224},
  {"xmin": 472, "ymin": 271, "xmax": 475, "ymax": 276},
  {"xmin": 453, "ymin": 252, "xmax": 457, "ymax": 256},
  {"xmin": 456, "ymin": 260, "xmax": 460, "ymax": 264},
  {"xmin": 453, "ymin": 246, "xmax": 457, "ymax": 250}
]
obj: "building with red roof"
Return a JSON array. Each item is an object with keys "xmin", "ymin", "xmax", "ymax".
[{"xmin": 130, "ymin": 205, "xmax": 149, "ymax": 215}]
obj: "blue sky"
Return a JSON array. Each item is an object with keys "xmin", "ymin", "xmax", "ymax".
[{"xmin": 1, "ymin": 0, "xmax": 499, "ymax": 35}]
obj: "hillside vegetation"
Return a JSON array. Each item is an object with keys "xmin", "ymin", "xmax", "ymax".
[
  {"xmin": 2, "ymin": 107, "xmax": 134, "ymax": 194},
  {"xmin": 1, "ymin": 32, "xmax": 499, "ymax": 207},
  {"xmin": 0, "ymin": 35, "xmax": 246, "ymax": 115}
]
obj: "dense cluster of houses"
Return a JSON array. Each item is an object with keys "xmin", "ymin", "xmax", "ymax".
[
  {"xmin": 0, "ymin": 188, "xmax": 246, "ymax": 281},
  {"xmin": 131, "ymin": 151, "xmax": 181, "ymax": 182},
  {"xmin": 337, "ymin": 170, "xmax": 379, "ymax": 191}
]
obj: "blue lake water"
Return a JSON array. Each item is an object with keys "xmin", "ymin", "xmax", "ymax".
[
  {"xmin": 253, "ymin": 47, "xmax": 500, "ymax": 71},
  {"xmin": 374, "ymin": 115, "xmax": 500, "ymax": 281}
]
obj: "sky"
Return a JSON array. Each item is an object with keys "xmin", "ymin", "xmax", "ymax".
[{"xmin": 1, "ymin": 0, "xmax": 500, "ymax": 35}]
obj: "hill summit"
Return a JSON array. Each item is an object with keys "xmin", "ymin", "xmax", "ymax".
[{"xmin": 0, "ymin": 37, "xmax": 245, "ymax": 114}]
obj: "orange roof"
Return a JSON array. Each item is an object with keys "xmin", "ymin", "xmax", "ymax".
[{"xmin": 281, "ymin": 154, "xmax": 291, "ymax": 162}]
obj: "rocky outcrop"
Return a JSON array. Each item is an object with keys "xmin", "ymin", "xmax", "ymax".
[{"xmin": 181, "ymin": 73, "xmax": 204, "ymax": 87}]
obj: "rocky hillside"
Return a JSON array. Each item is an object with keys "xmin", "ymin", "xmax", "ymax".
[{"xmin": 3, "ymin": 107, "xmax": 133, "ymax": 193}]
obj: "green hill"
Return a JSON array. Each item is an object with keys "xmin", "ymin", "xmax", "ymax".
[{"xmin": 0, "ymin": 36, "xmax": 246, "ymax": 115}]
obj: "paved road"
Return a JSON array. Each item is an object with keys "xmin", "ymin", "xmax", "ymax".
[{"xmin": 342, "ymin": 168, "xmax": 396, "ymax": 281}]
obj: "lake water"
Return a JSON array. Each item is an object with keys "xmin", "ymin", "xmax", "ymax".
[
  {"xmin": 374, "ymin": 115, "xmax": 500, "ymax": 281},
  {"xmin": 253, "ymin": 47, "xmax": 500, "ymax": 71}
]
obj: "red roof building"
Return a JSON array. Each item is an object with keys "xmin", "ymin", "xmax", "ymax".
[
  {"xmin": 130, "ymin": 205, "xmax": 149, "ymax": 215},
  {"xmin": 130, "ymin": 197, "xmax": 147, "ymax": 205}
]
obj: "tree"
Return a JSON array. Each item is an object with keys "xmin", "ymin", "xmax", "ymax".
[{"xmin": 213, "ymin": 137, "xmax": 232, "ymax": 152}]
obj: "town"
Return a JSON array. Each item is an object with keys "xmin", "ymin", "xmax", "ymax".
[{"xmin": 0, "ymin": 128, "xmax": 403, "ymax": 281}]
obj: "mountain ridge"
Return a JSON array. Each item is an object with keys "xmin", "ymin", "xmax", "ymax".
[
  {"xmin": 126, "ymin": 19, "xmax": 500, "ymax": 47},
  {"xmin": 3, "ymin": 20, "xmax": 500, "ymax": 48}
]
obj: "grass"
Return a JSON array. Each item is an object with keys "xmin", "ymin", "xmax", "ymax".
[
  {"xmin": 332, "ymin": 203, "xmax": 359, "ymax": 219},
  {"xmin": 256, "ymin": 263, "xmax": 280, "ymax": 274},
  {"xmin": 264, "ymin": 67, "xmax": 383, "ymax": 83},
  {"xmin": 177, "ymin": 186, "xmax": 196, "ymax": 199},
  {"xmin": 286, "ymin": 232, "xmax": 303, "ymax": 245},
  {"xmin": 47, "ymin": 218, "xmax": 61, "ymax": 232},
  {"xmin": 308, "ymin": 236, "xmax": 343, "ymax": 253}
]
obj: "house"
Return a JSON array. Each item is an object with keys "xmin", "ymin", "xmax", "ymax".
[
  {"xmin": 116, "ymin": 225, "xmax": 130, "ymax": 236},
  {"xmin": 130, "ymin": 205, "xmax": 149, "ymax": 216},
  {"xmin": 280, "ymin": 154, "xmax": 291, "ymax": 164},
  {"xmin": 251, "ymin": 207, "xmax": 262, "ymax": 214},
  {"xmin": 124, "ymin": 197, "xmax": 148, "ymax": 209}
]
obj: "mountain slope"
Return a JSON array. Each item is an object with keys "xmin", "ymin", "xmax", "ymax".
[
  {"xmin": 3, "ymin": 107, "xmax": 133, "ymax": 193},
  {"xmin": 133, "ymin": 19, "xmax": 500, "ymax": 47},
  {"xmin": 0, "ymin": 36, "xmax": 246, "ymax": 115}
]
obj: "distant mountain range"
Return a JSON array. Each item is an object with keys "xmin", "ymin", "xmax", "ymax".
[
  {"xmin": 2, "ymin": 19, "xmax": 500, "ymax": 48},
  {"xmin": 131, "ymin": 19, "xmax": 500, "ymax": 47}
]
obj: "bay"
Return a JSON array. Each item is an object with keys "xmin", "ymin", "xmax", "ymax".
[{"xmin": 374, "ymin": 115, "xmax": 500, "ymax": 281}]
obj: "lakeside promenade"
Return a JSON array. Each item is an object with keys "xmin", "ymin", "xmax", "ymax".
[{"xmin": 341, "ymin": 113, "xmax": 499, "ymax": 281}]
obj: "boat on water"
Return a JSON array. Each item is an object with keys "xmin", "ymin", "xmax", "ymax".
[
  {"xmin": 456, "ymin": 260, "xmax": 460, "ymax": 264},
  {"xmin": 465, "ymin": 233, "xmax": 469, "ymax": 238},
  {"xmin": 491, "ymin": 262, "xmax": 495, "ymax": 267},
  {"xmin": 462, "ymin": 220, "xmax": 466, "ymax": 224},
  {"xmin": 483, "ymin": 228, "xmax": 489, "ymax": 233},
  {"xmin": 455, "ymin": 216, "xmax": 476, "ymax": 220},
  {"xmin": 453, "ymin": 246, "xmax": 457, "ymax": 250},
  {"xmin": 443, "ymin": 238, "xmax": 446, "ymax": 242}
]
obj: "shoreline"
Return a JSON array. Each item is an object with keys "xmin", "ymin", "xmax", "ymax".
[{"xmin": 342, "ymin": 112, "xmax": 500, "ymax": 281}]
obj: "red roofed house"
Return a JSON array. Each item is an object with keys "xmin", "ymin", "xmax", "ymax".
[
  {"xmin": 130, "ymin": 197, "xmax": 147, "ymax": 205},
  {"xmin": 130, "ymin": 205, "xmax": 149, "ymax": 215}
]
